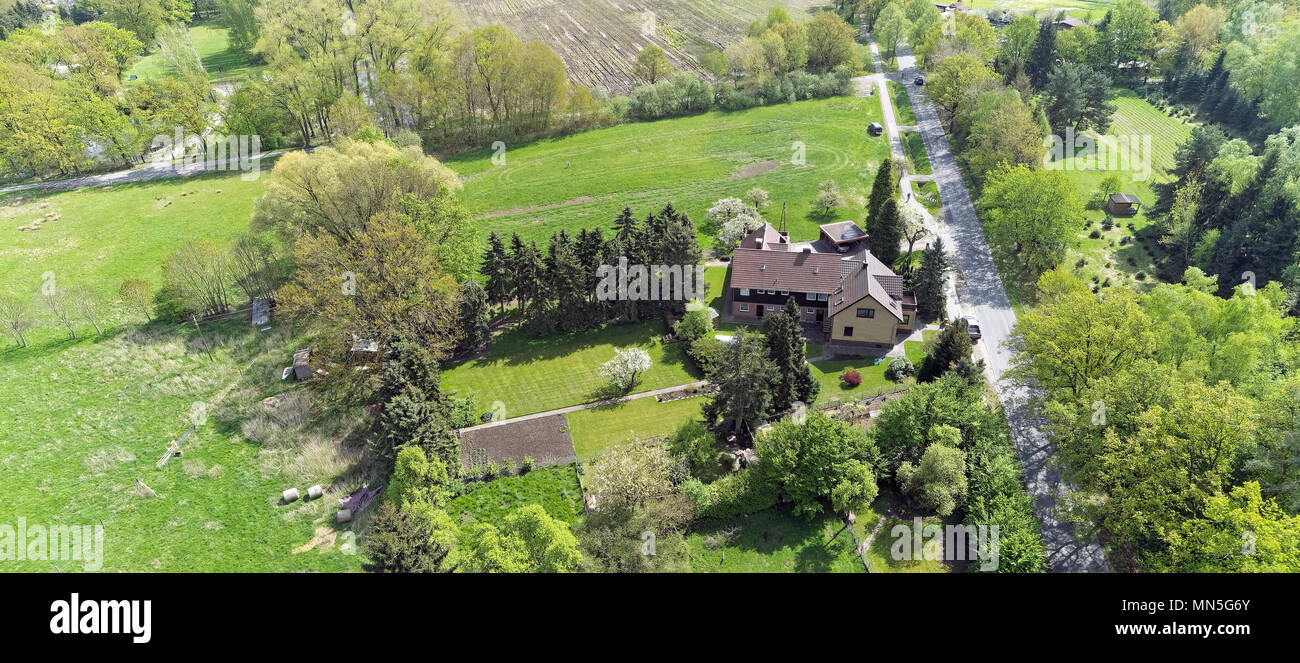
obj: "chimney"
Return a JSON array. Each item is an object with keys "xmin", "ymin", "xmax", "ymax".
[
  {"xmin": 760, "ymin": 264, "xmax": 766, "ymax": 271},
  {"xmin": 755, "ymin": 237, "xmax": 764, "ymax": 248}
]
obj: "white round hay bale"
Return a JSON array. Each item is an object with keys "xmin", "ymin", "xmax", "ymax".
[
  {"xmin": 307, "ymin": 485, "xmax": 323, "ymax": 500},
  {"xmin": 336, "ymin": 509, "xmax": 353, "ymax": 523},
  {"xmin": 282, "ymin": 488, "xmax": 300, "ymax": 503}
]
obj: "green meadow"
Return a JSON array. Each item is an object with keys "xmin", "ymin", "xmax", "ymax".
[{"xmin": 448, "ymin": 96, "xmax": 890, "ymax": 250}]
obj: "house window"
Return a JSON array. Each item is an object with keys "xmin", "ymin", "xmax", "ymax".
[
  {"xmin": 806, "ymin": 292, "xmax": 817, "ymax": 302},
  {"xmin": 766, "ymin": 305, "xmax": 775, "ymax": 311},
  {"xmin": 902, "ymin": 314, "xmax": 911, "ymax": 325},
  {"xmin": 818, "ymin": 293, "xmax": 829, "ymax": 301},
  {"xmin": 739, "ymin": 303, "xmax": 750, "ymax": 312},
  {"xmin": 844, "ymin": 326, "xmax": 854, "ymax": 336},
  {"xmin": 806, "ymin": 308, "xmax": 816, "ymax": 315},
  {"xmin": 740, "ymin": 288, "xmax": 750, "ymax": 296},
  {"xmin": 856, "ymin": 308, "xmax": 875, "ymax": 318},
  {"xmin": 780, "ymin": 290, "xmax": 789, "ymax": 295}
]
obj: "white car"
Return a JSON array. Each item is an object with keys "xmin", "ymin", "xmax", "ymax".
[{"xmin": 962, "ymin": 315, "xmax": 982, "ymax": 340}]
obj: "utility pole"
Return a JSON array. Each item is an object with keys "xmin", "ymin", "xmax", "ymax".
[{"xmin": 192, "ymin": 315, "xmax": 214, "ymax": 362}]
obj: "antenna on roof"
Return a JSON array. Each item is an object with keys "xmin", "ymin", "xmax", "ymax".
[{"xmin": 779, "ymin": 202, "xmax": 787, "ymax": 235}]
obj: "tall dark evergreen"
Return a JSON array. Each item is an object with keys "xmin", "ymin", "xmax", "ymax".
[
  {"xmin": 372, "ymin": 334, "xmax": 458, "ymax": 471},
  {"xmin": 865, "ymin": 157, "xmax": 895, "ymax": 235},
  {"xmin": 703, "ymin": 330, "xmax": 778, "ymax": 436},
  {"xmin": 918, "ymin": 318, "xmax": 978, "ymax": 384},
  {"xmin": 913, "ymin": 237, "xmax": 949, "ymax": 320},
  {"xmin": 546, "ymin": 230, "xmax": 588, "ymax": 330},
  {"xmin": 1026, "ymin": 18, "xmax": 1057, "ymax": 90},
  {"xmin": 872, "ymin": 197, "xmax": 904, "ymax": 267},
  {"xmin": 482, "ymin": 231, "xmax": 511, "ymax": 313},
  {"xmin": 512, "ymin": 240, "xmax": 546, "ymax": 317},
  {"xmin": 457, "ymin": 278, "xmax": 491, "ymax": 353},
  {"xmin": 762, "ymin": 297, "xmax": 819, "ymax": 412}
]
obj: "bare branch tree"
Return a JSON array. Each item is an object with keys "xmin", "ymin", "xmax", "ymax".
[{"xmin": 0, "ymin": 295, "xmax": 35, "ymax": 347}]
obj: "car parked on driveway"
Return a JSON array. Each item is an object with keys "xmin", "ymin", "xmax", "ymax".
[{"xmin": 914, "ymin": 76, "xmax": 925, "ymax": 86}]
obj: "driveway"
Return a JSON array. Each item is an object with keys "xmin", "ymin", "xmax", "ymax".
[{"xmin": 868, "ymin": 39, "xmax": 1108, "ymax": 572}]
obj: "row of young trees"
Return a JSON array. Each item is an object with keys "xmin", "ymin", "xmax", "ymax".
[{"xmin": 479, "ymin": 203, "xmax": 702, "ymax": 334}]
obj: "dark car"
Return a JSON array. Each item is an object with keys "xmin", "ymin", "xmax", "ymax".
[
  {"xmin": 914, "ymin": 76, "xmax": 925, "ymax": 86},
  {"xmin": 867, "ymin": 122, "xmax": 883, "ymax": 136},
  {"xmin": 962, "ymin": 315, "xmax": 982, "ymax": 340}
]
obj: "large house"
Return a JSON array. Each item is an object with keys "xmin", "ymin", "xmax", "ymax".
[{"xmin": 727, "ymin": 221, "xmax": 916, "ymax": 350}]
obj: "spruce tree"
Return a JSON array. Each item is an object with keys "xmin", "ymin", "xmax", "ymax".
[
  {"xmin": 703, "ymin": 330, "xmax": 778, "ymax": 436},
  {"xmin": 457, "ymin": 278, "xmax": 491, "ymax": 353},
  {"xmin": 914, "ymin": 237, "xmax": 949, "ymax": 319},
  {"xmin": 865, "ymin": 157, "xmax": 895, "ymax": 236},
  {"xmin": 918, "ymin": 318, "xmax": 976, "ymax": 383},
  {"xmin": 1026, "ymin": 18, "xmax": 1057, "ymax": 90},
  {"xmin": 482, "ymin": 231, "xmax": 511, "ymax": 313},
  {"xmin": 872, "ymin": 197, "xmax": 904, "ymax": 267}
]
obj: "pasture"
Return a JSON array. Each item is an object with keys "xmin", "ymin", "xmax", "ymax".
[
  {"xmin": 0, "ymin": 320, "xmax": 367, "ymax": 572},
  {"xmin": 126, "ymin": 22, "xmax": 261, "ymax": 86},
  {"xmin": 452, "ymin": 0, "xmax": 824, "ymax": 93},
  {"xmin": 448, "ymin": 96, "xmax": 891, "ymax": 251},
  {"xmin": 0, "ymin": 171, "xmax": 266, "ymax": 346}
]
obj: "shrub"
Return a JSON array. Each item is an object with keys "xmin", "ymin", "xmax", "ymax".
[
  {"xmin": 521, "ymin": 456, "xmax": 536, "ymax": 474},
  {"xmin": 841, "ymin": 369, "xmax": 862, "ymax": 386},
  {"xmin": 666, "ymin": 420, "xmax": 725, "ymax": 482},
  {"xmin": 682, "ymin": 469, "xmax": 779, "ymax": 521},
  {"xmin": 673, "ymin": 309, "xmax": 712, "ymax": 343},
  {"xmin": 884, "ymin": 357, "xmax": 914, "ymax": 382},
  {"xmin": 1136, "ymin": 272, "xmax": 1147, "ymax": 280},
  {"xmin": 687, "ymin": 335, "xmax": 723, "ymax": 374},
  {"xmin": 1088, "ymin": 229, "xmax": 1102, "ymax": 239}
]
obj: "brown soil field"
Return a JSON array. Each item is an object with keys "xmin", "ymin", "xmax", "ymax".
[{"xmin": 452, "ymin": 0, "xmax": 824, "ymax": 93}]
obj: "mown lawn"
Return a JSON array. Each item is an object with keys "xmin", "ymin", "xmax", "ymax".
[
  {"xmin": 567, "ymin": 395, "xmax": 705, "ymax": 460},
  {"xmin": 686, "ymin": 506, "xmax": 865, "ymax": 572},
  {"xmin": 448, "ymin": 96, "xmax": 891, "ymax": 251},
  {"xmin": 810, "ymin": 356, "xmax": 895, "ymax": 404},
  {"xmin": 126, "ymin": 22, "xmax": 262, "ymax": 85},
  {"xmin": 441, "ymin": 321, "xmax": 700, "ymax": 418},
  {"xmin": 965, "ymin": 0, "xmax": 1113, "ymax": 19},
  {"xmin": 448, "ymin": 464, "xmax": 585, "ymax": 527}
]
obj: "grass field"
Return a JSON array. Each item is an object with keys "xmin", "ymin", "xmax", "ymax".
[
  {"xmin": 0, "ymin": 320, "xmax": 366, "ymax": 572},
  {"xmin": 903, "ymin": 131, "xmax": 931, "ymax": 175},
  {"xmin": 686, "ymin": 506, "xmax": 865, "ymax": 572},
  {"xmin": 889, "ymin": 80, "xmax": 915, "ymax": 125},
  {"xmin": 566, "ymin": 394, "xmax": 705, "ymax": 460},
  {"xmin": 965, "ymin": 0, "xmax": 1113, "ymax": 19},
  {"xmin": 126, "ymin": 22, "xmax": 261, "ymax": 86},
  {"xmin": 1054, "ymin": 88, "xmax": 1194, "ymax": 294},
  {"xmin": 454, "ymin": 0, "xmax": 824, "ymax": 94},
  {"xmin": 448, "ymin": 96, "xmax": 890, "ymax": 252},
  {"xmin": 448, "ymin": 464, "xmax": 585, "ymax": 527},
  {"xmin": 442, "ymin": 321, "xmax": 700, "ymax": 419},
  {"xmin": 0, "ymin": 171, "xmax": 266, "ymax": 346}
]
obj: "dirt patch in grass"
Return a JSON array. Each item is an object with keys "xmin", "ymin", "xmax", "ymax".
[
  {"xmin": 459, "ymin": 414, "xmax": 576, "ymax": 470},
  {"xmin": 730, "ymin": 159, "xmax": 781, "ymax": 180},
  {"xmin": 477, "ymin": 193, "xmax": 606, "ymax": 218}
]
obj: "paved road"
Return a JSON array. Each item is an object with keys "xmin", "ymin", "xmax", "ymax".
[
  {"xmin": 456, "ymin": 381, "xmax": 709, "ymax": 433},
  {"xmin": 869, "ymin": 40, "xmax": 1108, "ymax": 572}
]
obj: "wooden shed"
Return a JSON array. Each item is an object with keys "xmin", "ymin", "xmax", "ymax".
[{"xmin": 1107, "ymin": 193, "xmax": 1142, "ymax": 216}]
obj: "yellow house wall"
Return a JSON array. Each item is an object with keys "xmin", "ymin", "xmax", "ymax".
[{"xmin": 830, "ymin": 298, "xmax": 899, "ymax": 344}]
